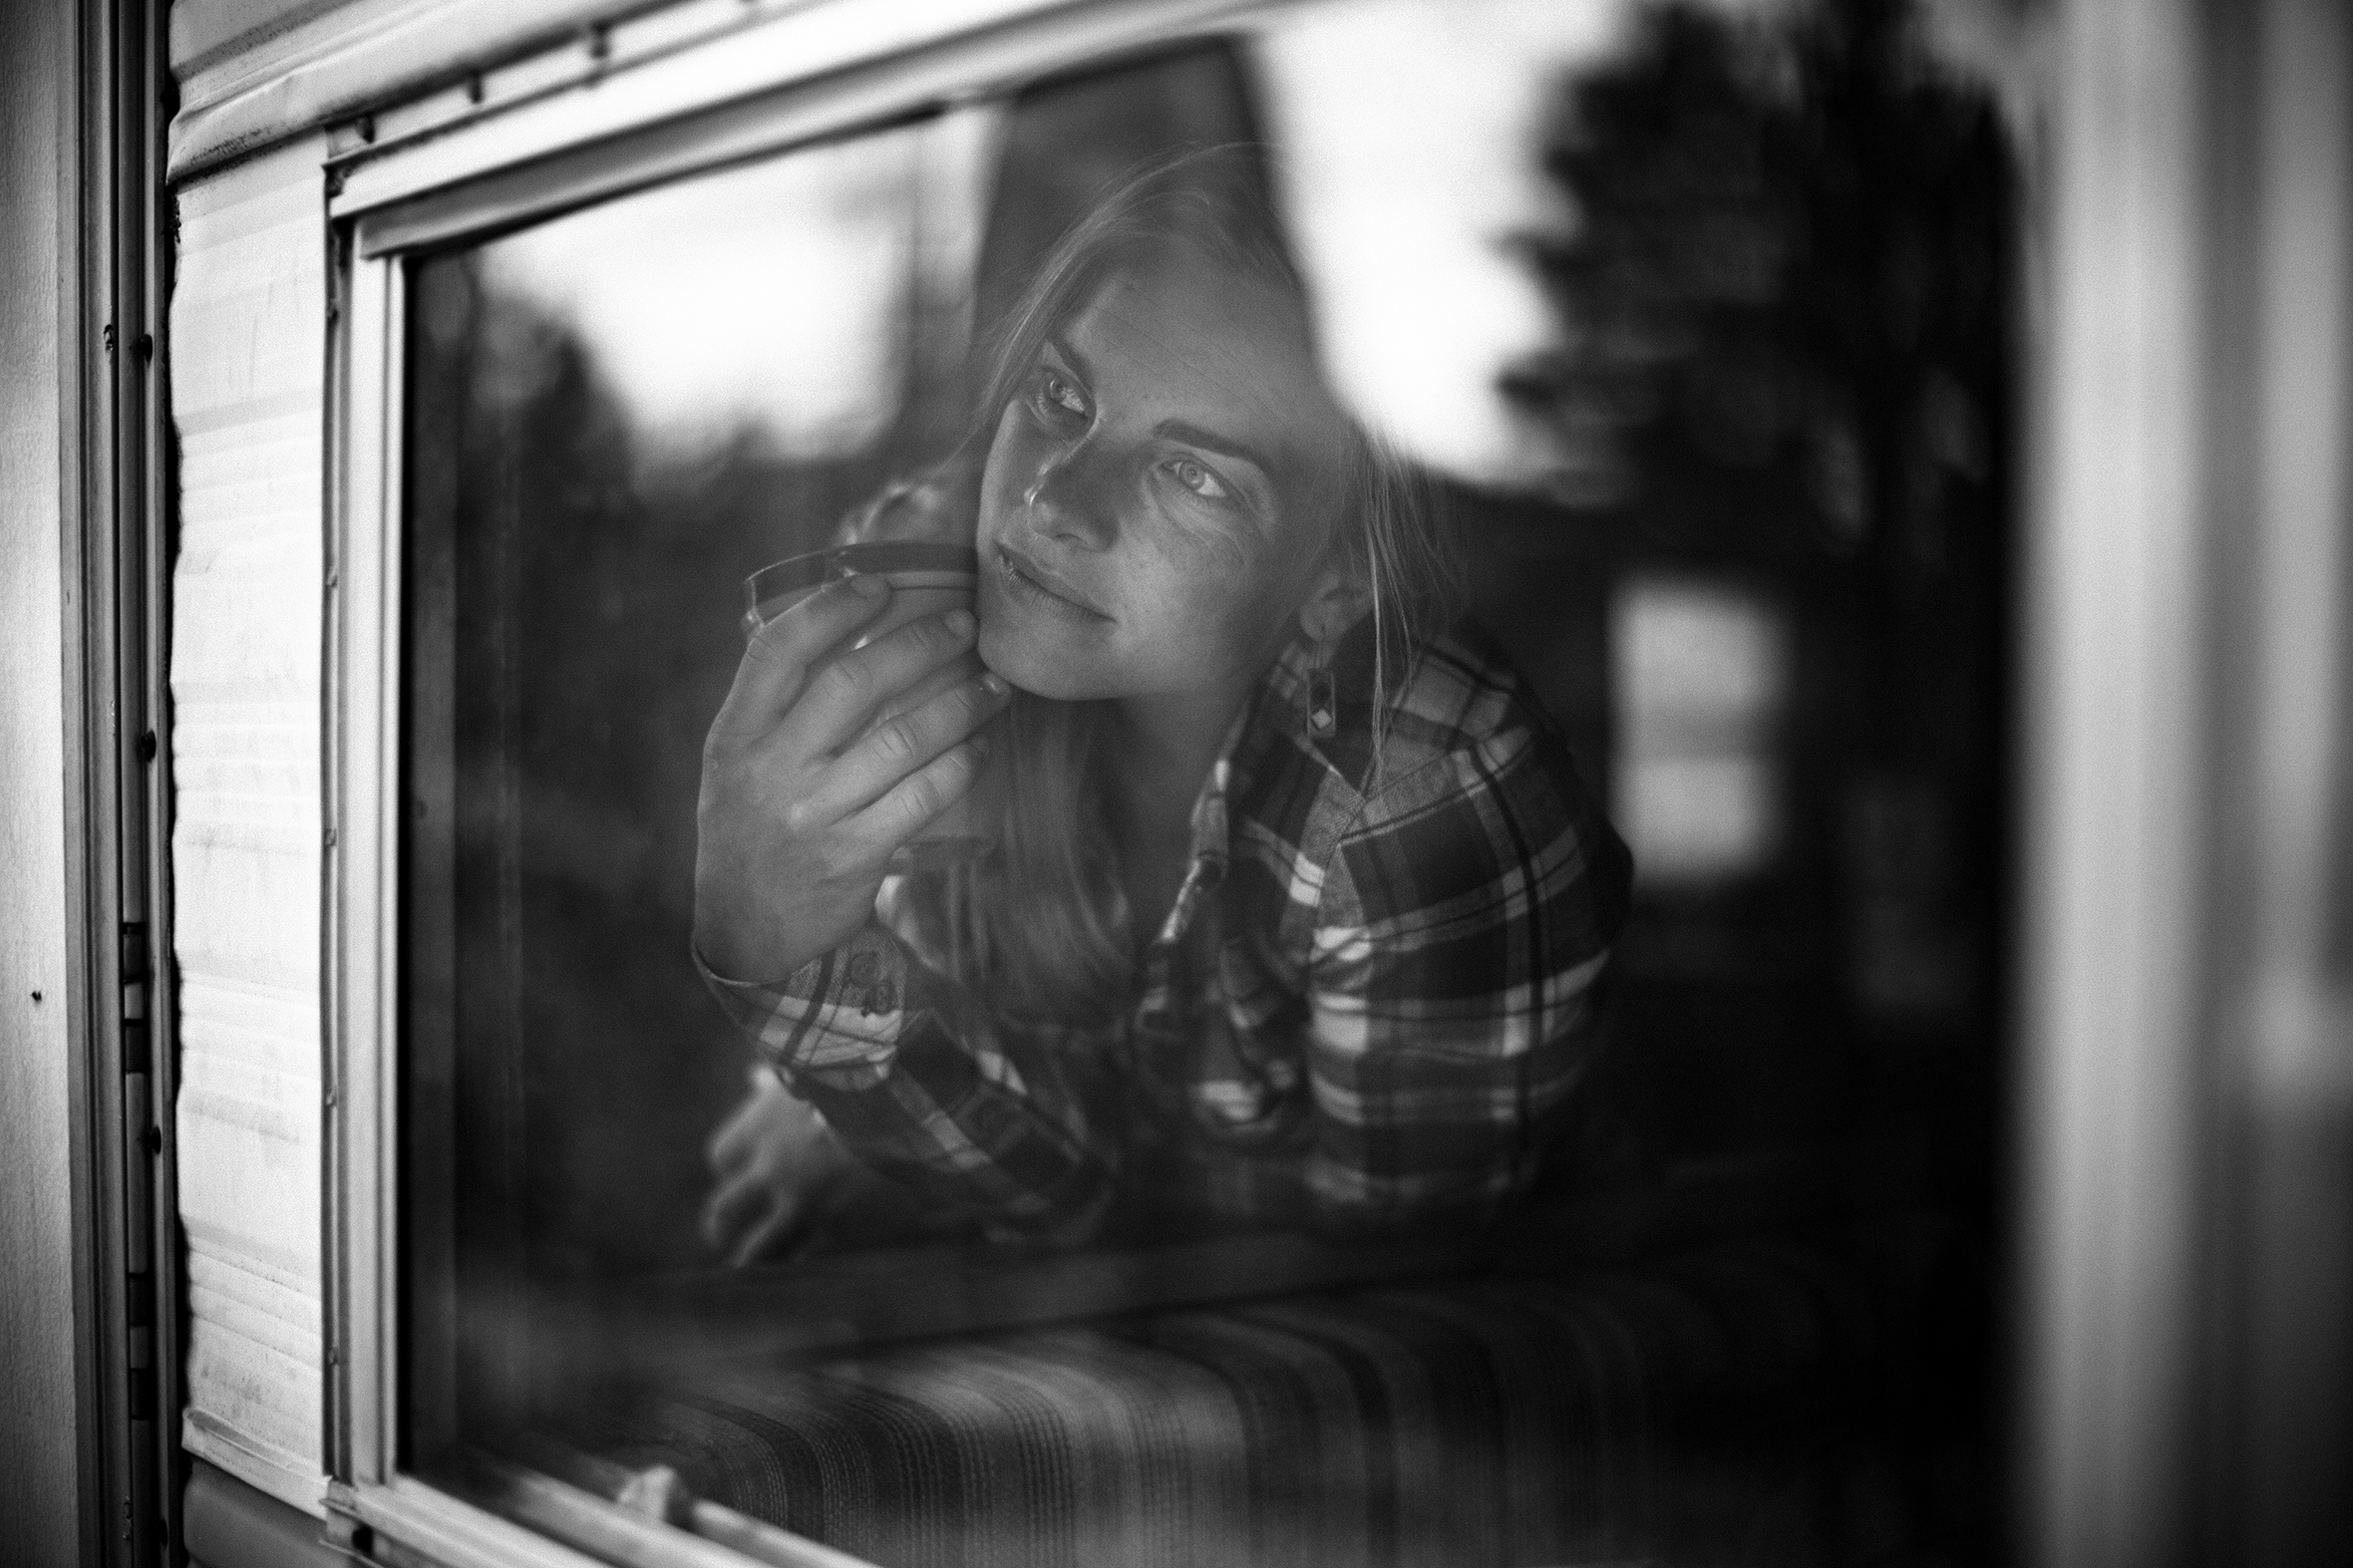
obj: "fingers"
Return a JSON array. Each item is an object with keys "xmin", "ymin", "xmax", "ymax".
[
  {"xmin": 701, "ymin": 1168, "xmax": 785, "ymax": 1257},
  {"xmin": 703, "ymin": 1082, "xmax": 844, "ymax": 1263},
  {"xmin": 839, "ymin": 732, "xmax": 993, "ymax": 853},
  {"xmin": 706, "ymin": 1110, "xmax": 756, "ymax": 1175},
  {"xmin": 705, "ymin": 1078, "xmax": 790, "ymax": 1173},
  {"xmin": 726, "ymin": 1193, "xmax": 811, "ymax": 1268},
  {"xmin": 708, "ymin": 575, "xmax": 891, "ymax": 753},
  {"xmin": 786, "ymin": 608, "xmax": 980, "ymax": 757},
  {"xmin": 797, "ymin": 670, "xmax": 1010, "ymax": 824}
]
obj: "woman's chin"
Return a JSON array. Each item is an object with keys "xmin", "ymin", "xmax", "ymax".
[{"xmin": 976, "ymin": 620, "xmax": 1109, "ymax": 701}]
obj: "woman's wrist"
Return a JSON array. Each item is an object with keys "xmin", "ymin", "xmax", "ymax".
[
  {"xmin": 692, "ymin": 894, "xmax": 834, "ymax": 989},
  {"xmin": 691, "ymin": 867, "xmax": 850, "ymax": 985},
  {"xmin": 695, "ymin": 917, "xmax": 903, "ymax": 1013}
]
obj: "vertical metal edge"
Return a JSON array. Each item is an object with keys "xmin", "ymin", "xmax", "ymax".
[
  {"xmin": 126, "ymin": 0, "xmax": 181, "ymax": 1557},
  {"xmin": 55, "ymin": 0, "xmax": 109, "ymax": 1560},
  {"xmin": 330, "ymin": 238, "xmax": 402, "ymax": 1498},
  {"xmin": 322, "ymin": 193, "xmax": 351, "ymax": 1504},
  {"xmin": 147, "ymin": 9, "xmax": 187, "ymax": 1551},
  {"xmin": 63, "ymin": 0, "xmax": 168, "ymax": 1558},
  {"xmin": 376, "ymin": 259, "xmax": 412, "ymax": 1487}
]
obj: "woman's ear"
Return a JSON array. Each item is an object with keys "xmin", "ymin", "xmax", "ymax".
[{"xmin": 1297, "ymin": 563, "xmax": 1370, "ymax": 648}]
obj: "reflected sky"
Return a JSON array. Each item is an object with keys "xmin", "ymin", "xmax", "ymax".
[
  {"xmin": 1261, "ymin": 0, "xmax": 1627, "ymax": 481},
  {"xmin": 470, "ymin": 0, "xmax": 2028, "ymax": 490},
  {"xmin": 471, "ymin": 0, "xmax": 1649, "ymax": 486},
  {"xmin": 479, "ymin": 127, "xmax": 922, "ymax": 468}
]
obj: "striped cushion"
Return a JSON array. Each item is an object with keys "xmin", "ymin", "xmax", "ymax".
[{"xmin": 568, "ymin": 1242, "xmax": 1877, "ymax": 1568}]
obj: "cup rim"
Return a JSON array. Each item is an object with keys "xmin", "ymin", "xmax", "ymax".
[{"xmin": 745, "ymin": 541, "xmax": 978, "ymax": 607}]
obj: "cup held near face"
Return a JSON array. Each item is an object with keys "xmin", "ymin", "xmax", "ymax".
[{"xmin": 743, "ymin": 542, "xmax": 991, "ymax": 872}]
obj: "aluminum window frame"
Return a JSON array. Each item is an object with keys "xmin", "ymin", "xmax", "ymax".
[
  {"xmin": 319, "ymin": 2, "xmax": 1287, "ymax": 1562},
  {"xmin": 299, "ymin": 0, "xmax": 2353, "ymax": 1560}
]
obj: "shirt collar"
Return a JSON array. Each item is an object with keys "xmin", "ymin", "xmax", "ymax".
[
  {"xmin": 1147, "ymin": 692, "xmax": 1255, "ymax": 947},
  {"xmin": 1155, "ymin": 616, "xmax": 1388, "ymax": 945}
]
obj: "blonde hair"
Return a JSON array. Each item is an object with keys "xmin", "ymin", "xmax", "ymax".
[{"xmin": 924, "ymin": 148, "xmax": 1463, "ymax": 1024}]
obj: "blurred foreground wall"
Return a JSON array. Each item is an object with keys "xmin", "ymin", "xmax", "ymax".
[{"xmin": 2020, "ymin": 0, "xmax": 2353, "ymax": 1563}]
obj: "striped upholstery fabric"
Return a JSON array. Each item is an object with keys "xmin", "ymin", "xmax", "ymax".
[{"xmin": 567, "ymin": 1241, "xmax": 1878, "ymax": 1568}]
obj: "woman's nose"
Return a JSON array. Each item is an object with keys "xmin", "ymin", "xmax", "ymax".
[{"xmin": 1024, "ymin": 443, "xmax": 1118, "ymax": 550}]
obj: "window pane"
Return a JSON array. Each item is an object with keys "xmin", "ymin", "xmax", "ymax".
[
  {"xmin": 1611, "ymin": 576, "xmax": 1789, "ymax": 885},
  {"xmin": 403, "ymin": 122, "xmax": 943, "ymax": 1452},
  {"xmin": 399, "ymin": 7, "xmax": 2021, "ymax": 1564}
]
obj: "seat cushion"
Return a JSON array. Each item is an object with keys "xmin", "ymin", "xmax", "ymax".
[{"xmin": 565, "ymin": 1240, "xmax": 1885, "ymax": 1568}]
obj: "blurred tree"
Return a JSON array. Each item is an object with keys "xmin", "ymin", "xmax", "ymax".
[
  {"xmin": 416, "ymin": 252, "xmax": 914, "ymax": 1281},
  {"xmin": 1507, "ymin": 0, "xmax": 2018, "ymax": 1019},
  {"xmin": 1494, "ymin": 12, "xmax": 2019, "ymax": 1556},
  {"xmin": 1512, "ymin": 0, "xmax": 2012, "ymax": 576}
]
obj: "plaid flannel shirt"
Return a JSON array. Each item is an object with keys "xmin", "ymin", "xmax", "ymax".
[{"xmin": 702, "ymin": 619, "xmax": 1632, "ymax": 1241}]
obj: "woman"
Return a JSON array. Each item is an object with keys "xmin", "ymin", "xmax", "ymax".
[{"xmin": 694, "ymin": 152, "xmax": 1631, "ymax": 1258}]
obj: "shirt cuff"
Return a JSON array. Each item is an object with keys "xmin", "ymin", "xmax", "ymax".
[{"xmin": 695, "ymin": 921, "xmax": 911, "ymax": 1074}]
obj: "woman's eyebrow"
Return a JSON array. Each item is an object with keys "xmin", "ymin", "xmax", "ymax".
[
  {"xmin": 1152, "ymin": 419, "xmax": 1275, "ymax": 481},
  {"xmin": 1043, "ymin": 332, "xmax": 1090, "ymax": 382}
]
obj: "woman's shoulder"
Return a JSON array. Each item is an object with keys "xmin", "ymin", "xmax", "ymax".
[
  {"xmin": 1314, "ymin": 619, "xmax": 1633, "ymax": 942},
  {"xmin": 1281, "ymin": 614, "xmax": 1620, "ymax": 841},
  {"xmin": 1374, "ymin": 621, "xmax": 1552, "ymax": 771},
  {"xmin": 1230, "ymin": 618, "xmax": 1632, "ymax": 947},
  {"xmin": 1293, "ymin": 616, "xmax": 1567, "ymax": 788}
]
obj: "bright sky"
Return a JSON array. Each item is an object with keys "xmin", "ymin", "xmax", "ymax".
[
  {"xmin": 480, "ymin": 125, "xmax": 921, "ymax": 465},
  {"xmin": 475, "ymin": 0, "xmax": 1882, "ymax": 488},
  {"xmin": 1258, "ymin": 0, "xmax": 1632, "ymax": 484}
]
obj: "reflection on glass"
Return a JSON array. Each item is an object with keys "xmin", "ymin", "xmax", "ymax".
[
  {"xmin": 398, "ymin": 6, "xmax": 2021, "ymax": 1566},
  {"xmin": 741, "ymin": 532, "xmax": 989, "ymax": 872},
  {"xmin": 1611, "ymin": 576, "xmax": 1788, "ymax": 885},
  {"xmin": 471, "ymin": 131, "xmax": 921, "ymax": 467}
]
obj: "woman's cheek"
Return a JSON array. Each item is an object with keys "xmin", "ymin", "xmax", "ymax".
[{"xmin": 1165, "ymin": 526, "xmax": 1289, "ymax": 653}]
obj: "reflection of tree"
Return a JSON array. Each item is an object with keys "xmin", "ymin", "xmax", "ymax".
[
  {"xmin": 1513, "ymin": 0, "xmax": 2010, "ymax": 569},
  {"xmin": 1493, "ymin": 9, "xmax": 2015, "ymax": 1556},
  {"xmin": 419, "ymin": 256, "xmax": 914, "ymax": 1278},
  {"xmin": 419, "ymin": 39, "xmax": 1262, "ymax": 1286},
  {"xmin": 1509, "ymin": 0, "xmax": 2015, "ymax": 998}
]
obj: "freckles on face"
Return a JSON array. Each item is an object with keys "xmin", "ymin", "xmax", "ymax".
[{"xmin": 972, "ymin": 258, "xmax": 1350, "ymax": 702}]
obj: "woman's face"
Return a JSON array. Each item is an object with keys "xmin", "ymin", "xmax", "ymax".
[{"xmin": 974, "ymin": 250, "xmax": 1352, "ymax": 703}]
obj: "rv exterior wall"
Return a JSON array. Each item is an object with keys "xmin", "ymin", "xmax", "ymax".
[
  {"xmin": 169, "ymin": 134, "xmax": 336, "ymax": 1517},
  {"xmin": 1, "ymin": 0, "xmax": 91, "ymax": 1560}
]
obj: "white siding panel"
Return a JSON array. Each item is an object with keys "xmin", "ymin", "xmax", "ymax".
[{"xmin": 169, "ymin": 133, "xmax": 331, "ymax": 1518}]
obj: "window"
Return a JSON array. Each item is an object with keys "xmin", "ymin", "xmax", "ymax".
[
  {"xmin": 327, "ymin": 3, "xmax": 2021, "ymax": 1564},
  {"xmin": 1611, "ymin": 577, "xmax": 1790, "ymax": 888}
]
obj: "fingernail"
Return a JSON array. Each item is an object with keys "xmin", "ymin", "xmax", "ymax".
[
  {"xmin": 848, "ymin": 573, "xmax": 887, "ymax": 598},
  {"xmin": 979, "ymin": 672, "xmax": 1009, "ymax": 698},
  {"xmin": 944, "ymin": 608, "xmax": 975, "ymax": 638},
  {"xmin": 970, "ymin": 733, "xmax": 991, "ymax": 758}
]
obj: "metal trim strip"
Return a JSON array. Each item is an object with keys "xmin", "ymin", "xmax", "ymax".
[{"xmin": 338, "ymin": 0, "xmax": 1257, "ymax": 255}]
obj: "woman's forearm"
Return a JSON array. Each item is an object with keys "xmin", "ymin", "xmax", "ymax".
[{"xmin": 699, "ymin": 922, "xmax": 1118, "ymax": 1238}]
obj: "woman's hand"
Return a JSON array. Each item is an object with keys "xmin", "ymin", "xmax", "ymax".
[
  {"xmin": 702, "ymin": 1071, "xmax": 857, "ymax": 1266},
  {"xmin": 694, "ymin": 574, "xmax": 1009, "ymax": 982}
]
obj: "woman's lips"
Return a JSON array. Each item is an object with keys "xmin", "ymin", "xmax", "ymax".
[{"xmin": 994, "ymin": 543, "xmax": 1110, "ymax": 622}]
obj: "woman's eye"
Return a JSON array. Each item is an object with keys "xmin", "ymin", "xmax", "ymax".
[
  {"xmin": 1037, "ymin": 371, "xmax": 1088, "ymax": 423},
  {"xmin": 1167, "ymin": 458, "xmax": 1228, "ymax": 500}
]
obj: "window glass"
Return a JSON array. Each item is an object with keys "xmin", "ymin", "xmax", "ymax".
[
  {"xmin": 399, "ymin": 5, "xmax": 2021, "ymax": 1563},
  {"xmin": 1611, "ymin": 577, "xmax": 1788, "ymax": 885}
]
